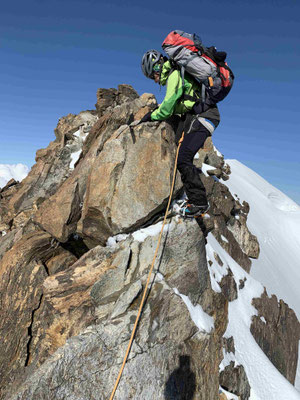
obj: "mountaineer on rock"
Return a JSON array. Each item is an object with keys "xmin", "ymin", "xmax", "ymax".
[{"xmin": 141, "ymin": 48, "xmax": 221, "ymax": 217}]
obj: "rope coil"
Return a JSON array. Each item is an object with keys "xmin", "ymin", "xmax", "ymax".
[{"xmin": 109, "ymin": 131, "xmax": 185, "ymax": 400}]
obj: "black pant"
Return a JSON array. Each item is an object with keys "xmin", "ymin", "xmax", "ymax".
[{"xmin": 168, "ymin": 115, "xmax": 210, "ymax": 206}]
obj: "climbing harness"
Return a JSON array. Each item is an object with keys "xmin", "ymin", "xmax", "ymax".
[{"xmin": 109, "ymin": 129, "xmax": 185, "ymax": 400}]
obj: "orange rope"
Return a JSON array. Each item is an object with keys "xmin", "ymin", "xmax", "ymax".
[{"xmin": 109, "ymin": 131, "xmax": 185, "ymax": 400}]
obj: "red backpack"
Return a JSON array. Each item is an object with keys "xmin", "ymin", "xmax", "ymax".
[{"xmin": 162, "ymin": 30, "xmax": 234, "ymax": 105}]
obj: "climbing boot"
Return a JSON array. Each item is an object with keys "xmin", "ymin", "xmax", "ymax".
[{"xmin": 178, "ymin": 200, "xmax": 210, "ymax": 218}]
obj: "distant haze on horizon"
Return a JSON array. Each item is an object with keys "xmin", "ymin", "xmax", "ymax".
[{"xmin": 1, "ymin": 0, "xmax": 299, "ymax": 203}]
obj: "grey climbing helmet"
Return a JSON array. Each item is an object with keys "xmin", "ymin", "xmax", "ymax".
[{"xmin": 141, "ymin": 49, "xmax": 162, "ymax": 79}]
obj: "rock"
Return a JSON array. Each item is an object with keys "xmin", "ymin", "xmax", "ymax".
[
  {"xmin": 221, "ymin": 173, "xmax": 230, "ymax": 181},
  {"xmin": 5, "ymin": 110, "xmax": 98, "ymax": 231},
  {"xmin": 117, "ymin": 84, "xmax": 139, "ymax": 103},
  {"xmin": 207, "ymin": 168, "xmax": 222, "ymax": 178},
  {"xmin": 219, "ymin": 362, "xmax": 251, "ymax": 399},
  {"xmin": 95, "ymin": 85, "xmax": 139, "ymax": 117},
  {"xmin": 212, "ymin": 216, "xmax": 252, "ymax": 273},
  {"xmin": 0, "ymin": 179, "xmax": 22, "ymax": 231},
  {"xmin": 139, "ymin": 92, "xmax": 157, "ymax": 108},
  {"xmin": 227, "ymin": 215, "xmax": 260, "ymax": 259},
  {"xmin": 206, "ymin": 152, "xmax": 224, "ymax": 169},
  {"xmin": 34, "ymin": 180, "xmax": 82, "ymax": 242},
  {"xmin": 35, "ymin": 96, "xmax": 153, "ymax": 245},
  {"xmin": 2, "ymin": 84, "xmax": 296, "ymax": 400},
  {"xmin": 219, "ymin": 268, "xmax": 238, "ymax": 301},
  {"xmin": 203, "ymin": 177, "xmax": 235, "ymax": 220},
  {"xmin": 95, "ymin": 88, "xmax": 118, "ymax": 116},
  {"xmin": 251, "ymin": 289, "xmax": 300, "ymax": 384},
  {"xmin": 222, "ymin": 336, "xmax": 235, "ymax": 354},
  {"xmin": 0, "ymin": 229, "xmax": 17, "ymax": 260},
  {"xmin": 110, "ymin": 280, "xmax": 142, "ymax": 319},
  {"xmin": 0, "ymin": 231, "xmax": 54, "ymax": 395},
  {"xmin": 78, "ymin": 121, "xmax": 182, "ymax": 247},
  {"xmin": 223, "ymin": 163, "xmax": 231, "ymax": 176},
  {"xmin": 45, "ymin": 248, "xmax": 77, "ymax": 275},
  {"xmin": 5, "ymin": 218, "xmax": 228, "ymax": 400},
  {"xmin": 0, "ymin": 178, "xmax": 18, "ymax": 190},
  {"xmin": 54, "ymin": 111, "xmax": 98, "ymax": 144}
]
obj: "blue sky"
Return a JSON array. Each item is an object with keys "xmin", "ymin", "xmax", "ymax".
[{"xmin": 1, "ymin": 0, "xmax": 300, "ymax": 203}]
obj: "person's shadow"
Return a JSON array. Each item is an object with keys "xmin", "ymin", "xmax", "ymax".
[{"xmin": 164, "ymin": 355, "xmax": 196, "ymax": 399}]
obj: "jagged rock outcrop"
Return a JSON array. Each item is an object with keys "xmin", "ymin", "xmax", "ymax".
[
  {"xmin": 78, "ymin": 121, "xmax": 182, "ymax": 247},
  {"xmin": 0, "ymin": 84, "xmax": 299, "ymax": 400},
  {"xmin": 251, "ymin": 289, "xmax": 300, "ymax": 384}
]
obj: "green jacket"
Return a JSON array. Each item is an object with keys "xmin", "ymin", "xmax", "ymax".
[{"xmin": 151, "ymin": 61, "xmax": 201, "ymax": 121}]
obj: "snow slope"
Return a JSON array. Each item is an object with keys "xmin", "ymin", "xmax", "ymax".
[
  {"xmin": 207, "ymin": 234, "xmax": 300, "ymax": 400},
  {"xmin": 222, "ymin": 159, "xmax": 300, "ymax": 392},
  {"xmin": 224, "ymin": 160, "xmax": 300, "ymax": 320},
  {"xmin": 0, "ymin": 163, "xmax": 29, "ymax": 188}
]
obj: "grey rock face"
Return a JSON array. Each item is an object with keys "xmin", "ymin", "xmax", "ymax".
[
  {"xmin": 6, "ymin": 219, "xmax": 227, "ymax": 400},
  {"xmin": 251, "ymin": 289, "xmax": 300, "ymax": 384},
  {"xmin": 220, "ymin": 362, "xmax": 251, "ymax": 400}
]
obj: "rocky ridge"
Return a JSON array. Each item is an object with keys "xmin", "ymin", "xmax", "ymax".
[{"xmin": 0, "ymin": 84, "xmax": 299, "ymax": 399}]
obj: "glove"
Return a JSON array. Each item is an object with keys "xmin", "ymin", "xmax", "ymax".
[{"xmin": 139, "ymin": 111, "xmax": 152, "ymax": 123}]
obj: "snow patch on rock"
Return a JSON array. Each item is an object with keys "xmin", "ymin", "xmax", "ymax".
[
  {"xmin": 219, "ymin": 349, "xmax": 239, "ymax": 372},
  {"xmin": 69, "ymin": 150, "xmax": 81, "ymax": 170},
  {"xmin": 132, "ymin": 220, "xmax": 173, "ymax": 242},
  {"xmin": 173, "ymin": 288, "xmax": 214, "ymax": 333},
  {"xmin": 106, "ymin": 234, "xmax": 129, "ymax": 247}
]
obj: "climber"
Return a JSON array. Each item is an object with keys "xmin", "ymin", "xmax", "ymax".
[{"xmin": 141, "ymin": 49, "xmax": 220, "ymax": 217}]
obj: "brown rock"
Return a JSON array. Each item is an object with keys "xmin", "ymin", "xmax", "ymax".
[
  {"xmin": 134, "ymin": 106, "xmax": 152, "ymax": 121},
  {"xmin": 95, "ymin": 85, "xmax": 139, "ymax": 117},
  {"xmin": 219, "ymin": 269, "xmax": 238, "ymax": 301},
  {"xmin": 78, "ymin": 121, "xmax": 182, "ymax": 246},
  {"xmin": 95, "ymin": 88, "xmax": 118, "ymax": 116},
  {"xmin": 117, "ymin": 84, "xmax": 139, "ymax": 103},
  {"xmin": 45, "ymin": 249, "xmax": 77, "ymax": 275},
  {"xmin": 34, "ymin": 180, "xmax": 81, "ymax": 242},
  {"xmin": 212, "ymin": 216, "xmax": 251, "ymax": 273},
  {"xmin": 0, "ymin": 178, "xmax": 18, "ymax": 190},
  {"xmin": 54, "ymin": 111, "xmax": 97, "ymax": 144},
  {"xmin": 227, "ymin": 215, "xmax": 260, "ymax": 259},
  {"xmin": 0, "ymin": 231, "xmax": 54, "ymax": 394}
]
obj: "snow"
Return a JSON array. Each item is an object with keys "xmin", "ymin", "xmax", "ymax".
[
  {"xmin": 73, "ymin": 126, "xmax": 89, "ymax": 142},
  {"xmin": 214, "ymin": 145, "xmax": 223, "ymax": 158},
  {"xmin": 208, "ymin": 233, "xmax": 300, "ymax": 399},
  {"xmin": 132, "ymin": 220, "xmax": 173, "ymax": 242},
  {"xmin": 0, "ymin": 163, "xmax": 29, "ymax": 188},
  {"xmin": 69, "ymin": 150, "xmax": 81, "ymax": 169},
  {"xmin": 219, "ymin": 348, "xmax": 239, "ymax": 372},
  {"xmin": 221, "ymin": 234, "xmax": 229, "ymax": 243},
  {"xmin": 173, "ymin": 288, "xmax": 214, "ymax": 333},
  {"xmin": 219, "ymin": 387, "xmax": 239, "ymax": 400},
  {"xmin": 106, "ymin": 234, "xmax": 129, "ymax": 247},
  {"xmin": 206, "ymin": 241, "xmax": 228, "ymax": 293},
  {"xmin": 201, "ymin": 162, "xmax": 215, "ymax": 177},
  {"xmin": 224, "ymin": 160, "xmax": 300, "ymax": 321}
]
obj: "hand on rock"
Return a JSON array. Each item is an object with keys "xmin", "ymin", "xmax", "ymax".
[{"xmin": 139, "ymin": 112, "xmax": 152, "ymax": 123}]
